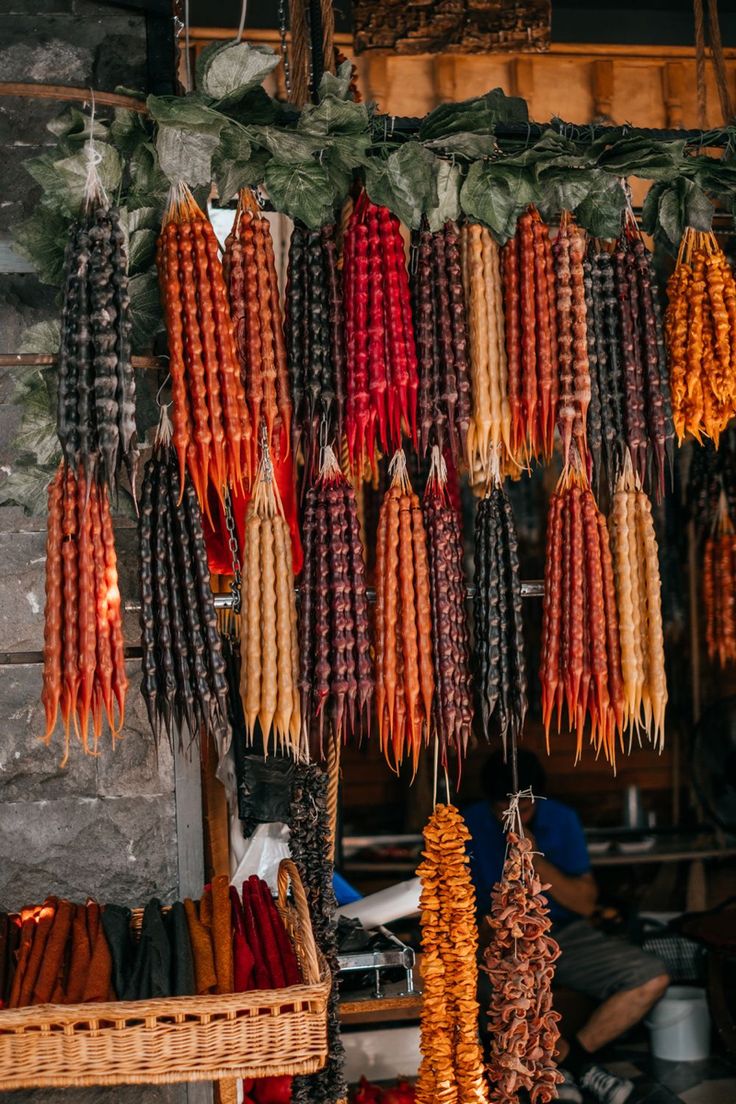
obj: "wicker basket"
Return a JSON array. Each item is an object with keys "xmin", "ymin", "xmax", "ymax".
[{"xmin": 0, "ymin": 860, "xmax": 329, "ymax": 1089}]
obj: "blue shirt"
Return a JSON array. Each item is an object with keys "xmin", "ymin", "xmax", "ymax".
[{"xmin": 462, "ymin": 798, "xmax": 590, "ymax": 928}]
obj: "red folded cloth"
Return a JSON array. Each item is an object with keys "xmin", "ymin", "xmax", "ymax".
[{"xmin": 230, "ymin": 887, "xmax": 255, "ymax": 992}]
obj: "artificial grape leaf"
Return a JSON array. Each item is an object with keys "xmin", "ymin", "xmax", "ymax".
[
  {"xmin": 147, "ymin": 93, "xmax": 224, "ymax": 132},
  {"xmin": 127, "ymin": 142, "xmax": 170, "ymax": 211},
  {"xmin": 110, "ymin": 106, "xmax": 151, "ymax": 157},
  {"xmin": 574, "ymin": 174, "xmax": 626, "ymax": 239},
  {"xmin": 684, "ymin": 154, "xmax": 736, "ymax": 196},
  {"xmin": 596, "ymin": 136, "xmax": 686, "ymax": 180},
  {"xmin": 220, "ymin": 86, "xmax": 283, "ymax": 127},
  {"xmin": 129, "ymin": 270, "xmax": 163, "ymax": 350},
  {"xmin": 263, "ymin": 159, "xmax": 336, "ymax": 228},
  {"xmin": 47, "ymin": 105, "xmax": 107, "ymax": 146},
  {"xmin": 128, "ymin": 227, "xmax": 157, "ymax": 274},
  {"xmin": 252, "ymin": 126, "xmax": 325, "ymax": 164},
  {"xmin": 298, "ymin": 95, "xmax": 369, "ymax": 136},
  {"xmin": 21, "ymin": 320, "xmax": 61, "ymax": 354},
  {"xmin": 0, "ymin": 464, "xmax": 60, "ymax": 516},
  {"xmin": 196, "ymin": 40, "xmax": 280, "ymax": 103},
  {"xmin": 14, "ymin": 207, "xmax": 71, "ymax": 284},
  {"xmin": 214, "ymin": 145, "xmax": 270, "ymax": 203},
  {"xmin": 424, "ymin": 131, "xmax": 498, "ymax": 158},
  {"xmin": 9, "ymin": 366, "xmax": 59, "ymax": 466},
  {"xmin": 428, "ymin": 159, "xmax": 461, "ymax": 232},
  {"xmin": 365, "ymin": 142, "xmax": 437, "ymax": 228},
  {"xmin": 318, "ymin": 60, "xmax": 354, "ymax": 101},
  {"xmin": 460, "ymin": 160, "xmax": 536, "ymax": 241},
  {"xmin": 536, "ymin": 167, "xmax": 595, "ymax": 220},
  {"xmin": 156, "ymin": 124, "xmax": 219, "ymax": 186},
  {"xmin": 420, "ymin": 88, "xmax": 527, "ymax": 142},
  {"xmin": 56, "ymin": 141, "xmax": 122, "ymax": 206}
]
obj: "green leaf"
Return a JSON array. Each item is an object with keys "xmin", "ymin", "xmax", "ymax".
[
  {"xmin": 13, "ymin": 207, "xmax": 71, "ymax": 284},
  {"xmin": 0, "ymin": 465, "xmax": 59, "ymax": 516},
  {"xmin": 127, "ymin": 142, "xmax": 170, "ymax": 210},
  {"xmin": 156, "ymin": 124, "xmax": 219, "ymax": 186},
  {"xmin": 54, "ymin": 142, "xmax": 122, "ymax": 211},
  {"xmin": 21, "ymin": 321, "xmax": 60, "ymax": 354},
  {"xmin": 129, "ymin": 270, "xmax": 163, "ymax": 351},
  {"xmin": 110, "ymin": 107, "xmax": 151, "ymax": 157},
  {"xmin": 460, "ymin": 160, "xmax": 536, "ymax": 242},
  {"xmin": 428, "ymin": 160, "xmax": 461, "ymax": 232},
  {"xmin": 128, "ymin": 227, "xmax": 157, "ymax": 274},
  {"xmin": 574, "ymin": 174, "xmax": 627, "ymax": 239},
  {"xmin": 196, "ymin": 41, "xmax": 279, "ymax": 103},
  {"xmin": 596, "ymin": 136, "xmax": 686, "ymax": 181},
  {"xmin": 318, "ymin": 60, "xmax": 354, "ymax": 101},
  {"xmin": 365, "ymin": 143, "xmax": 437, "ymax": 228},
  {"xmin": 220, "ymin": 86, "xmax": 282, "ymax": 127},
  {"xmin": 126, "ymin": 205, "xmax": 160, "ymax": 233},
  {"xmin": 536, "ymin": 167, "xmax": 595, "ymax": 220},
  {"xmin": 214, "ymin": 144, "xmax": 270, "ymax": 203},
  {"xmin": 424, "ymin": 131, "xmax": 497, "ymax": 158},
  {"xmin": 263, "ymin": 160, "xmax": 336, "ymax": 228},
  {"xmin": 251, "ymin": 125, "xmax": 325, "ymax": 164},
  {"xmin": 419, "ymin": 88, "xmax": 527, "ymax": 142},
  {"xmin": 298, "ymin": 96, "xmax": 369, "ymax": 137},
  {"xmin": 147, "ymin": 93, "xmax": 224, "ymax": 132}
]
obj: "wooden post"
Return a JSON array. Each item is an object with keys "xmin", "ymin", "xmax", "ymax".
[
  {"xmin": 512, "ymin": 57, "xmax": 535, "ymax": 117},
  {"xmin": 434, "ymin": 55, "xmax": 460, "ymax": 106},
  {"xmin": 592, "ymin": 59, "xmax": 615, "ymax": 122},
  {"xmin": 664, "ymin": 62, "xmax": 687, "ymax": 129}
]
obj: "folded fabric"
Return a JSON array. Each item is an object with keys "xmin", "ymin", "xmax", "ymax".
[
  {"xmin": 211, "ymin": 875, "xmax": 233, "ymax": 994},
  {"xmin": 164, "ymin": 901, "xmax": 195, "ymax": 997},
  {"xmin": 101, "ymin": 903, "xmax": 134, "ymax": 1000},
  {"xmin": 17, "ymin": 899, "xmax": 57, "ymax": 1008},
  {"xmin": 255, "ymin": 879, "xmax": 301, "ymax": 987},
  {"xmin": 230, "ymin": 886, "xmax": 255, "ymax": 992},
  {"xmin": 241, "ymin": 882, "xmax": 271, "ymax": 989},
  {"xmin": 8, "ymin": 910, "xmax": 38, "ymax": 1008},
  {"xmin": 247, "ymin": 877, "xmax": 286, "ymax": 989},
  {"xmin": 32, "ymin": 898, "xmax": 74, "ymax": 1005},
  {"xmin": 4, "ymin": 914, "xmax": 20, "ymax": 1007},
  {"xmin": 124, "ymin": 899, "xmax": 171, "ymax": 1001},
  {"xmin": 81, "ymin": 908, "xmax": 113, "ymax": 1003},
  {"xmin": 64, "ymin": 903, "xmax": 93, "ymax": 1003},
  {"xmin": 184, "ymin": 897, "xmax": 217, "ymax": 995}
]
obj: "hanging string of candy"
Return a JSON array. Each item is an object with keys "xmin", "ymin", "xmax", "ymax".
[
  {"xmin": 156, "ymin": 181, "xmax": 252, "ymax": 504},
  {"xmin": 552, "ymin": 212, "xmax": 591, "ymax": 471},
  {"xmin": 608, "ymin": 456, "xmax": 667, "ymax": 749},
  {"xmin": 703, "ymin": 492, "xmax": 736, "ymax": 668},
  {"xmin": 483, "ymin": 791, "xmax": 562, "ymax": 1104},
  {"xmin": 374, "ymin": 450, "xmax": 434, "ymax": 773},
  {"xmin": 422, "ymin": 447, "xmax": 474, "ymax": 775},
  {"xmin": 343, "ymin": 191, "xmax": 419, "ymax": 471},
  {"xmin": 41, "ymin": 462, "xmax": 127, "ymax": 764},
  {"xmin": 137, "ymin": 406, "xmax": 230, "ymax": 748},
  {"xmin": 298, "ymin": 442, "xmax": 373, "ymax": 754},
  {"xmin": 285, "ymin": 221, "xmax": 346, "ymax": 480},
  {"xmin": 224, "ymin": 189, "xmax": 292, "ymax": 463}
]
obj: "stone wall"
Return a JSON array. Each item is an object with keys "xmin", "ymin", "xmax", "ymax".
[{"xmin": 0, "ymin": 3, "xmax": 185, "ymax": 1101}]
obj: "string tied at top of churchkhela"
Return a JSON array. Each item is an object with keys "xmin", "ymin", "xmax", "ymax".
[
  {"xmin": 239, "ymin": 431, "xmax": 303, "ymax": 758},
  {"xmin": 137, "ymin": 405, "xmax": 230, "ymax": 749},
  {"xmin": 410, "ymin": 218, "xmax": 471, "ymax": 467},
  {"xmin": 298, "ymin": 441, "xmax": 373, "ymax": 756},
  {"xmin": 55, "ymin": 155, "xmax": 137, "ymax": 498},
  {"xmin": 224, "ymin": 189, "xmax": 292, "ymax": 466},
  {"xmin": 483, "ymin": 790, "xmax": 562, "ymax": 1104},
  {"xmin": 41, "ymin": 461, "xmax": 127, "ymax": 764},
  {"xmin": 608, "ymin": 455, "xmax": 667, "ymax": 750},
  {"xmin": 156, "ymin": 181, "xmax": 252, "ymax": 507},
  {"xmin": 459, "ymin": 221, "xmax": 517, "ymax": 487},
  {"xmin": 374, "ymin": 450, "xmax": 434, "ymax": 774},
  {"xmin": 500, "ymin": 206, "xmax": 558, "ymax": 466},
  {"xmin": 665, "ymin": 227, "xmax": 736, "ymax": 449},
  {"xmin": 540, "ymin": 461, "xmax": 625, "ymax": 767},
  {"xmin": 284, "ymin": 221, "xmax": 346, "ymax": 483},
  {"xmin": 473, "ymin": 460, "xmax": 527, "ymax": 757},
  {"xmin": 415, "ymin": 802, "xmax": 489, "ymax": 1104},
  {"xmin": 422, "ymin": 446, "xmax": 474, "ymax": 777},
  {"xmin": 553, "ymin": 212, "xmax": 591, "ymax": 473},
  {"xmin": 703, "ymin": 491, "xmax": 736, "ymax": 668},
  {"xmin": 343, "ymin": 190, "xmax": 419, "ymax": 471}
]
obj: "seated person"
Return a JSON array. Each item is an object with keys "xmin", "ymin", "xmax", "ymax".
[{"xmin": 464, "ymin": 749, "xmax": 669, "ymax": 1104}]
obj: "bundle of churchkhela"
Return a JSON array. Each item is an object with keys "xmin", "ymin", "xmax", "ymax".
[
  {"xmin": 137, "ymin": 409, "xmax": 230, "ymax": 746},
  {"xmin": 703, "ymin": 493, "xmax": 736, "ymax": 668},
  {"xmin": 687, "ymin": 434, "xmax": 736, "ymax": 539},
  {"xmin": 298, "ymin": 444, "xmax": 373, "ymax": 752},
  {"xmin": 42, "ymin": 462, "xmax": 127, "ymax": 763},
  {"xmin": 552, "ymin": 213, "xmax": 590, "ymax": 471},
  {"xmin": 284, "ymin": 222, "xmax": 345, "ymax": 479},
  {"xmin": 156, "ymin": 182, "xmax": 252, "ymax": 503},
  {"xmin": 415, "ymin": 803, "xmax": 488, "ymax": 1104},
  {"xmin": 224, "ymin": 189, "xmax": 292, "ymax": 461}
]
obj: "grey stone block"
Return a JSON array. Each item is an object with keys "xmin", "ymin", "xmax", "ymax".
[
  {"xmin": 0, "ymin": 791, "xmax": 178, "ymax": 909},
  {"xmin": 93, "ymin": 33, "xmax": 146, "ymax": 93},
  {"xmin": 0, "ymin": 1084, "xmax": 188, "ymax": 1104},
  {"xmin": 95, "ymin": 661, "xmax": 175, "ymax": 799},
  {"xmin": 0, "ymin": 275, "xmax": 57, "ymax": 372},
  {"xmin": 0, "ymin": 29, "xmax": 93, "ymax": 84},
  {"xmin": 0, "ymin": 403, "xmax": 23, "ymax": 467},
  {"xmin": 0, "ymin": 528, "xmax": 46, "ymax": 650}
]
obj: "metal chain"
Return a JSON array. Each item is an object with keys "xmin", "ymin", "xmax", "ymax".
[
  {"xmin": 223, "ymin": 486, "xmax": 242, "ymax": 614},
  {"xmin": 278, "ymin": 0, "xmax": 292, "ymax": 98}
]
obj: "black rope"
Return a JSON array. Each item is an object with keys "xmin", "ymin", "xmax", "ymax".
[{"xmin": 308, "ymin": 0, "xmax": 324, "ymax": 100}]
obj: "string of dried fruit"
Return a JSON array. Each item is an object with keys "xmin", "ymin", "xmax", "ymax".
[
  {"xmin": 422, "ymin": 448, "xmax": 473, "ymax": 775},
  {"xmin": 609, "ymin": 457, "xmax": 667, "ymax": 749},
  {"xmin": 156, "ymin": 182, "xmax": 251, "ymax": 504},
  {"xmin": 225, "ymin": 189, "xmax": 292, "ymax": 464},
  {"xmin": 137, "ymin": 411, "xmax": 230, "ymax": 747},
  {"xmin": 473, "ymin": 477, "xmax": 527, "ymax": 756},
  {"xmin": 344, "ymin": 190, "xmax": 418, "ymax": 469},
  {"xmin": 375, "ymin": 451, "xmax": 434, "ymax": 773},
  {"xmin": 415, "ymin": 803, "xmax": 488, "ymax": 1104},
  {"xmin": 410, "ymin": 218, "xmax": 471, "ymax": 467},
  {"xmin": 460, "ymin": 222, "xmax": 515, "ymax": 483},
  {"xmin": 284, "ymin": 221, "xmax": 345, "ymax": 479},
  {"xmin": 239, "ymin": 442, "xmax": 302, "ymax": 757},
  {"xmin": 500, "ymin": 207, "xmax": 557, "ymax": 464},
  {"xmin": 298, "ymin": 444, "xmax": 373, "ymax": 754},
  {"xmin": 687, "ymin": 433, "xmax": 736, "ymax": 539},
  {"xmin": 540, "ymin": 465, "xmax": 625, "ymax": 765},
  {"xmin": 703, "ymin": 493, "xmax": 736, "ymax": 667},
  {"xmin": 289, "ymin": 764, "xmax": 346, "ymax": 1104},
  {"xmin": 56, "ymin": 194, "xmax": 137, "ymax": 495},
  {"xmin": 41, "ymin": 461, "xmax": 127, "ymax": 763},
  {"xmin": 553, "ymin": 213, "xmax": 591, "ymax": 470},
  {"xmin": 665, "ymin": 227, "xmax": 736, "ymax": 447},
  {"xmin": 484, "ymin": 807, "xmax": 562, "ymax": 1104}
]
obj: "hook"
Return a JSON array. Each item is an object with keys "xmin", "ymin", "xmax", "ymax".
[{"xmin": 155, "ymin": 365, "xmax": 172, "ymax": 409}]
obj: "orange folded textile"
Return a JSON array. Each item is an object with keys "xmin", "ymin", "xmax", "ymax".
[
  {"xmin": 184, "ymin": 897, "xmax": 217, "ymax": 995},
  {"xmin": 17, "ymin": 899, "xmax": 57, "ymax": 1008},
  {"xmin": 81, "ymin": 911, "xmax": 113, "ymax": 1003},
  {"xmin": 64, "ymin": 903, "xmax": 93, "ymax": 1003},
  {"xmin": 211, "ymin": 875, "xmax": 233, "ymax": 994},
  {"xmin": 32, "ymin": 898, "xmax": 74, "ymax": 1005},
  {"xmin": 8, "ymin": 910, "xmax": 38, "ymax": 1008}
]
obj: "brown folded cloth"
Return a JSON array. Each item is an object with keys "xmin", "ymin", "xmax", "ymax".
[
  {"xmin": 0, "ymin": 913, "xmax": 8, "ymax": 1008},
  {"xmin": 81, "ymin": 910, "xmax": 113, "ymax": 1003},
  {"xmin": 64, "ymin": 903, "xmax": 93, "ymax": 1003},
  {"xmin": 8, "ymin": 910, "xmax": 38, "ymax": 1008},
  {"xmin": 184, "ymin": 897, "xmax": 217, "ymax": 995},
  {"xmin": 32, "ymin": 898, "xmax": 74, "ymax": 1005},
  {"xmin": 211, "ymin": 875, "xmax": 233, "ymax": 994},
  {"xmin": 4, "ymin": 914, "xmax": 21, "ymax": 1007}
]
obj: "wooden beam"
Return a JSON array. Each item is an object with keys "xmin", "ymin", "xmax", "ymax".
[{"xmin": 0, "ymin": 83, "xmax": 148, "ymax": 112}]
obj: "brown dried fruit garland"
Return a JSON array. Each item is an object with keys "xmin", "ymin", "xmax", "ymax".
[
  {"xmin": 552, "ymin": 212, "xmax": 591, "ymax": 471},
  {"xmin": 224, "ymin": 189, "xmax": 292, "ymax": 463},
  {"xmin": 239, "ymin": 451, "xmax": 302, "ymax": 757},
  {"xmin": 42, "ymin": 462, "xmax": 127, "ymax": 764},
  {"xmin": 540, "ymin": 466, "xmax": 625, "ymax": 766},
  {"xmin": 422, "ymin": 448, "xmax": 474, "ymax": 773},
  {"xmin": 415, "ymin": 803, "xmax": 489, "ymax": 1104},
  {"xmin": 298, "ymin": 445, "xmax": 374, "ymax": 754},
  {"xmin": 703, "ymin": 493, "xmax": 736, "ymax": 668},
  {"xmin": 156, "ymin": 182, "xmax": 252, "ymax": 506},
  {"xmin": 665, "ymin": 227, "xmax": 736, "ymax": 447},
  {"xmin": 375, "ymin": 451, "xmax": 434, "ymax": 773},
  {"xmin": 609, "ymin": 457, "xmax": 667, "ymax": 748},
  {"xmin": 484, "ymin": 821, "xmax": 562, "ymax": 1104}
]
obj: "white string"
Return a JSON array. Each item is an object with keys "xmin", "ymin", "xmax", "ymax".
[
  {"xmin": 83, "ymin": 87, "xmax": 105, "ymax": 208},
  {"xmin": 184, "ymin": 0, "xmax": 192, "ymax": 92},
  {"xmin": 234, "ymin": 0, "xmax": 248, "ymax": 41},
  {"xmin": 501, "ymin": 786, "xmax": 545, "ymax": 840}
]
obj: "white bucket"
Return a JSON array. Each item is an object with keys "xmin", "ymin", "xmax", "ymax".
[{"xmin": 645, "ymin": 986, "xmax": 711, "ymax": 1062}]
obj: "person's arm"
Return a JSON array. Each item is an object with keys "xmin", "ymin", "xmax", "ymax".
[{"xmin": 528, "ymin": 843, "xmax": 598, "ymax": 917}]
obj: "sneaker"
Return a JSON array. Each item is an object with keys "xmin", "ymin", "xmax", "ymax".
[
  {"xmin": 579, "ymin": 1063, "xmax": 634, "ymax": 1104},
  {"xmin": 556, "ymin": 1068, "xmax": 583, "ymax": 1102}
]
